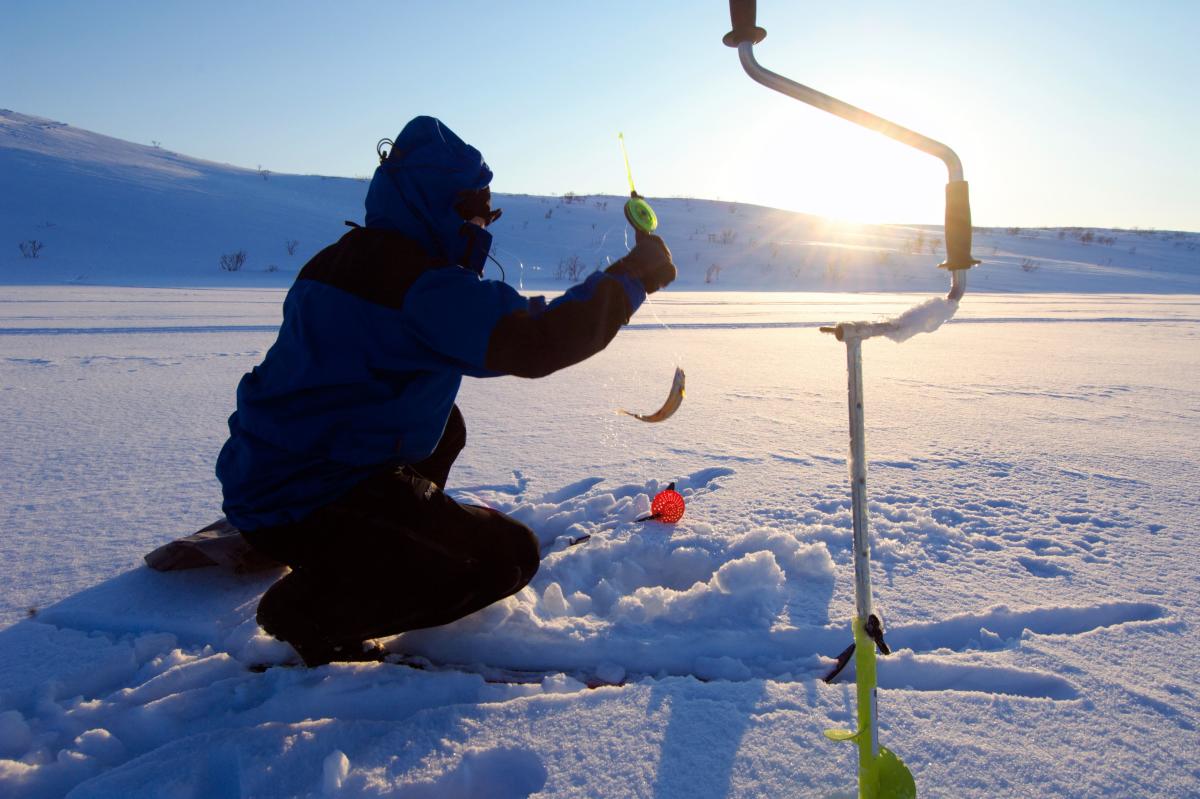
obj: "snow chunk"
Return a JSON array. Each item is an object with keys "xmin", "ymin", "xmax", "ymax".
[
  {"xmin": 694, "ymin": 656, "xmax": 752, "ymax": 682},
  {"xmin": 0, "ymin": 711, "xmax": 31, "ymax": 758},
  {"xmin": 115, "ymin": 652, "xmax": 244, "ymax": 705},
  {"xmin": 132, "ymin": 632, "xmax": 177, "ymax": 662},
  {"xmin": 541, "ymin": 583, "xmax": 569, "ymax": 618},
  {"xmin": 568, "ymin": 591, "xmax": 593, "ymax": 615},
  {"xmin": 73, "ymin": 729, "xmax": 125, "ymax": 764},
  {"xmin": 728, "ymin": 529, "xmax": 835, "ymax": 580},
  {"xmin": 323, "ymin": 749, "xmax": 350, "ymax": 795},
  {"xmin": 541, "ymin": 673, "xmax": 587, "ymax": 694},
  {"xmin": 711, "ymin": 551, "xmax": 779, "ymax": 594},
  {"xmin": 0, "ymin": 758, "xmax": 38, "ymax": 784},
  {"xmin": 882, "ymin": 296, "xmax": 959, "ymax": 342},
  {"xmin": 616, "ymin": 551, "xmax": 786, "ymax": 626},
  {"xmin": 236, "ymin": 629, "xmax": 295, "ymax": 666}
]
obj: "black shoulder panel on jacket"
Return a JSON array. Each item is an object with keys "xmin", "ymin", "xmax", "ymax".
[
  {"xmin": 297, "ymin": 228, "xmax": 447, "ymax": 310},
  {"xmin": 484, "ymin": 277, "xmax": 632, "ymax": 378}
]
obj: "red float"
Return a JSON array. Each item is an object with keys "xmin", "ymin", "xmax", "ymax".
[{"xmin": 651, "ymin": 488, "xmax": 685, "ymax": 523}]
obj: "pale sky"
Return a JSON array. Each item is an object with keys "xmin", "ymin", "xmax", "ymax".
[{"xmin": 3, "ymin": 0, "xmax": 1198, "ymax": 230}]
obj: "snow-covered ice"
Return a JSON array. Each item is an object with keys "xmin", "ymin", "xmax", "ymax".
[
  {"xmin": 2, "ymin": 287, "xmax": 1198, "ymax": 797},
  {"xmin": 2, "ymin": 110, "xmax": 1200, "ymax": 797}
]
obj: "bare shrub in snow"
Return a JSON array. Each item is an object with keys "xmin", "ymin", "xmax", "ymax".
[
  {"xmin": 266, "ymin": 264, "xmax": 279, "ymax": 273},
  {"xmin": 719, "ymin": 229, "xmax": 737, "ymax": 245},
  {"xmin": 706, "ymin": 264, "xmax": 722, "ymax": 283},
  {"xmin": 285, "ymin": 239, "xmax": 298, "ymax": 256},
  {"xmin": 1020, "ymin": 258, "xmax": 1040, "ymax": 273},
  {"xmin": 219, "ymin": 250, "xmax": 247, "ymax": 272},
  {"xmin": 556, "ymin": 254, "xmax": 584, "ymax": 281},
  {"xmin": 257, "ymin": 165, "xmax": 270, "ymax": 181},
  {"xmin": 18, "ymin": 240, "xmax": 45, "ymax": 258}
]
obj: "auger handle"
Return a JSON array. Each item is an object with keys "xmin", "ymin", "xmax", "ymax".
[
  {"xmin": 724, "ymin": 0, "xmax": 978, "ymax": 286},
  {"xmin": 940, "ymin": 180, "xmax": 981, "ymax": 272},
  {"xmin": 723, "ymin": 0, "xmax": 766, "ymax": 47}
]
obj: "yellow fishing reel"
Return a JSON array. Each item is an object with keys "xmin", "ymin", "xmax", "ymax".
[
  {"xmin": 618, "ymin": 133, "xmax": 658, "ymax": 235},
  {"xmin": 624, "ymin": 192, "xmax": 658, "ymax": 234}
]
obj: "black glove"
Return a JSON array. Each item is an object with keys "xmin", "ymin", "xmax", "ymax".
[{"xmin": 606, "ymin": 230, "xmax": 676, "ymax": 294}]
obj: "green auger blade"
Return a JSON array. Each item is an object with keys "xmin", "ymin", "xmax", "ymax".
[{"xmin": 875, "ymin": 747, "xmax": 917, "ymax": 799}]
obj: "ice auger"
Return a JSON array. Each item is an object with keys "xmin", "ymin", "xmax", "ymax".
[{"xmin": 723, "ymin": 3, "xmax": 980, "ymax": 797}]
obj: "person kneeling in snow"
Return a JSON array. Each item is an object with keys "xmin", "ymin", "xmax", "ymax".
[{"xmin": 215, "ymin": 117, "xmax": 675, "ymax": 666}]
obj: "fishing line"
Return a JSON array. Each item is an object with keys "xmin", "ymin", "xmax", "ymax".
[
  {"xmin": 485, "ymin": 252, "xmax": 507, "ymax": 283},
  {"xmin": 615, "ymin": 133, "xmax": 686, "ymax": 420},
  {"xmin": 489, "ymin": 243, "xmax": 528, "ymax": 290}
]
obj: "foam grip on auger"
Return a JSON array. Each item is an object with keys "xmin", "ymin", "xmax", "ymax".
[{"xmin": 939, "ymin": 180, "xmax": 981, "ymax": 271}]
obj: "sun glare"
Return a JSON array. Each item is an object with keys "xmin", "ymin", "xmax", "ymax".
[{"xmin": 727, "ymin": 107, "xmax": 946, "ymax": 225}]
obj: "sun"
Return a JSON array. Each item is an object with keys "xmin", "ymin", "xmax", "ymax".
[{"xmin": 727, "ymin": 108, "xmax": 947, "ymax": 225}]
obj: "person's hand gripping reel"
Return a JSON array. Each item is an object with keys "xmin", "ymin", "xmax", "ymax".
[{"xmin": 610, "ymin": 133, "xmax": 674, "ymax": 294}]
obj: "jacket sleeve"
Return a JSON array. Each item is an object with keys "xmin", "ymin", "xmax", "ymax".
[{"xmin": 402, "ymin": 266, "xmax": 646, "ymax": 378}]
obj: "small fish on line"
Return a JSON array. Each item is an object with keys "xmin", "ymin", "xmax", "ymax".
[{"xmin": 619, "ymin": 366, "xmax": 685, "ymax": 423}]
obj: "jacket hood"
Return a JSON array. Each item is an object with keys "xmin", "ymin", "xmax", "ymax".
[{"xmin": 364, "ymin": 116, "xmax": 493, "ymax": 273}]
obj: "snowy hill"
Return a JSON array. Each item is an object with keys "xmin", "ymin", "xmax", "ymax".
[{"xmin": 4, "ymin": 109, "xmax": 1198, "ymax": 292}]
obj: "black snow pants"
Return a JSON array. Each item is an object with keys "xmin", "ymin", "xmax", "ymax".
[{"xmin": 242, "ymin": 406, "xmax": 540, "ymax": 666}]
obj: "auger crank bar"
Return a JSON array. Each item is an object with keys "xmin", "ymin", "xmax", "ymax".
[{"xmin": 724, "ymin": 0, "xmax": 978, "ymax": 309}]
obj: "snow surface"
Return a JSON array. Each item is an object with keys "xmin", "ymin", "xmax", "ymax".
[{"xmin": 2, "ymin": 112, "xmax": 1200, "ymax": 797}]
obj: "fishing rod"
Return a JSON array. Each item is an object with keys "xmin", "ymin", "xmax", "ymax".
[{"xmin": 724, "ymin": 3, "xmax": 980, "ymax": 798}]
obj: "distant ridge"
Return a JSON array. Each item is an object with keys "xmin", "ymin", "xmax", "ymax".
[{"xmin": 2, "ymin": 110, "xmax": 1197, "ymax": 291}]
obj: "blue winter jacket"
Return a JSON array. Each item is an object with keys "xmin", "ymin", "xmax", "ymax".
[{"xmin": 216, "ymin": 117, "xmax": 646, "ymax": 530}]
